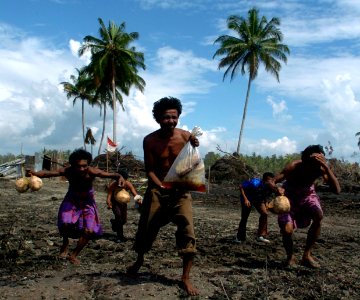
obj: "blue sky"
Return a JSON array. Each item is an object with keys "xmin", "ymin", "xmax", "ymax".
[{"xmin": 1, "ymin": 0, "xmax": 360, "ymax": 162}]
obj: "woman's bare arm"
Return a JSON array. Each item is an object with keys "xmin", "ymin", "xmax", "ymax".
[
  {"xmin": 26, "ymin": 168, "xmax": 65, "ymax": 178},
  {"xmin": 89, "ymin": 167, "xmax": 125, "ymax": 186}
]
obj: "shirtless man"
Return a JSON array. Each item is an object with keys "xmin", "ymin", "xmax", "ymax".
[
  {"xmin": 26, "ymin": 149, "xmax": 124, "ymax": 264},
  {"xmin": 127, "ymin": 97, "xmax": 199, "ymax": 296},
  {"xmin": 274, "ymin": 145, "xmax": 341, "ymax": 268}
]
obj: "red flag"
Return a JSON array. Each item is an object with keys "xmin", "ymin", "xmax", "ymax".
[
  {"xmin": 107, "ymin": 137, "xmax": 117, "ymax": 152},
  {"xmin": 107, "ymin": 137, "xmax": 117, "ymax": 147}
]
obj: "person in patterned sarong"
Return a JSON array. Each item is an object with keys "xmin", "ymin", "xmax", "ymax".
[
  {"xmin": 26, "ymin": 149, "xmax": 125, "ymax": 264},
  {"xmin": 274, "ymin": 145, "xmax": 341, "ymax": 268}
]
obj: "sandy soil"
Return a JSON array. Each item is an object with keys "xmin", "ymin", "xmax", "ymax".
[{"xmin": 0, "ymin": 177, "xmax": 359, "ymax": 299}]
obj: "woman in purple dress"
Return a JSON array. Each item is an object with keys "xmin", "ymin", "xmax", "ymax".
[{"xmin": 27, "ymin": 149, "xmax": 124, "ymax": 264}]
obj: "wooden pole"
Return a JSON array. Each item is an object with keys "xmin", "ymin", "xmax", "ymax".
[
  {"xmin": 207, "ymin": 165, "xmax": 211, "ymax": 194},
  {"xmin": 106, "ymin": 150, "xmax": 109, "ymax": 173}
]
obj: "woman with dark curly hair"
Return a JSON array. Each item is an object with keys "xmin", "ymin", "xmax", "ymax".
[
  {"xmin": 275, "ymin": 145, "xmax": 341, "ymax": 268},
  {"xmin": 27, "ymin": 149, "xmax": 125, "ymax": 264}
]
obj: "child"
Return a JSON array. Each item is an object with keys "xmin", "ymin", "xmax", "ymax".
[
  {"xmin": 26, "ymin": 149, "xmax": 125, "ymax": 264},
  {"xmin": 236, "ymin": 172, "xmax": 276, "ymax": 243},
  {"xmin": 106, "ymin": 169, "xmax": 143, "ymax": 242}
]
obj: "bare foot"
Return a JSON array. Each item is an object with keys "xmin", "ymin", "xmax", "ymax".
[
  {"xmin": 67, "ymin": 255, "xmax": 81, "ymax": 265},
  {"xmin": 126, "ymin": 258, "xmax": 143, "ymax": 277},
  {"xmin": 59, "ymin": 244, "xmax": 68, "ymax": 259},
  {"xmin": 301, "ymin": 256, "xmax": 320, "ymax": 268},
  {"xmin": 58, "ymin": 251, "xmax": 68, "ymax": 259},
  {"xmin": 182, "ymin": 278, "xmax": 199, "ymax": 296},
  {"xmin": 284, "ymin": 256, "xmax": 297, "ymax": 268}
]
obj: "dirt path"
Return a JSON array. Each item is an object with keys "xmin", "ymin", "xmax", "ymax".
[{"xmin": 0, "ymin": 178, "xmax": 359, "ymax": 299}]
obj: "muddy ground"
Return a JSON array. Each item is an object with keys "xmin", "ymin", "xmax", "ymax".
[{"xmin": 0, "ymin": 177, "xmax": 359, "ymax": 299}]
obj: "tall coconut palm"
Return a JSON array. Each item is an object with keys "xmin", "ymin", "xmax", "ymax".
[
  {"xmin": 79, "ymin": 18, "xmax": 146, "ymax": 145},
  {"xmin": 61, "ymin": 69, "xmax": 95, "ymax": 150},
  {"xmin": 213, "ymin": 7, "xmax": 290, "ymax": 155},
  {"xmin": 356, "ymin": 132, "xmax": 360, "ymax": 149},
  {"xmin": 94, "ymin": 85, "xmax": 124, "ymax": 155}
]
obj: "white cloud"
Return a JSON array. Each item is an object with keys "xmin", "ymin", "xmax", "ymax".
[
  {"xmin": 246, "ymin": 136, "xmax": 297, "ymax": 157},
  {"xmin": 318, "ymin": 74, "xmax": 360, "ymax": 159},
  {"xmin": 256, "ymin": 55, "xmax": 360, "ymax": 100},
  {"xmin": 69, "ymin": 39, "xmax": 91, "ymax": 62},
  {"xmin": 137, "ymin": 0, "xmax": 208, "ymax": 10},
  {"xmin": 253, "ymin": 58, "xmax": 360, "ymax": 161},
  {"xmin": 266, "ymin": 96, "xmax": 292, "ymax": 121}
]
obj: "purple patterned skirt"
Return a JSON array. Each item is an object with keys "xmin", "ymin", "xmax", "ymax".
[
  {"xmin": 278, "ymin": 184, "xmax": 323, "ymax": 229},
  {"xmin": 57, "ymin": 188, "xmax": 102, "ymax": 238}
]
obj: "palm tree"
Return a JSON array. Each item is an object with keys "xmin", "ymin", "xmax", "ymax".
[
  {"xmin": 85, "ymin": 127, "xmax": 96, "ymax": 156},
  {"xmin": 79, "ymin": 18, "xmax": 146, "ymax": 145},
  {"xmin": 61, "ymin": 69, "xmax": 95, "ymax": 150},
  {"xmin": 356, "ymin": 132, "xmax": 360, "ymax": 149},
  {"xmin": 213, "ymin": 7, "xmax": 290, "ymax": 155},
  {"xmin": 94, "ymin": 85, "xmax": 123, "ymax": 155}
]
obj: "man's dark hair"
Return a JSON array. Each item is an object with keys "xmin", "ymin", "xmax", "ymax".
[
  {"xmin": 117, "ymin": 168, "xmax": 129, "ymax": 180},
  {"xmin": 152, "ymin": 97, "xmax": 182, "ymax": 123},
  {"xmin": 262, "ymin": 172, "xmax": 275, "ymax": 180},
  {"xmin": 301, "ymin": 144, "xmax": 325, "ymax": 162},
  {"xmin": 69, "ymin": 149, "xmax": 92, "ymax": 166}
]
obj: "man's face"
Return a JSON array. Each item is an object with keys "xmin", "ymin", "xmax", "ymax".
[
  {"xmin": 159, "ymin": 109, "xmax": 179, "ymax": 130},
  {"xmin": 74, "ymin": 159, "xmax": 89, "ymax": 175},
  {"xmin": 263, "ymin": 176, "xmax": 275, "ymax": 186}
]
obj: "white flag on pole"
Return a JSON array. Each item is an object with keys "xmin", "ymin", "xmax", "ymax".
[{"xmin": 106, "ymin": 137, "xmax": 117, "ymax": 152}]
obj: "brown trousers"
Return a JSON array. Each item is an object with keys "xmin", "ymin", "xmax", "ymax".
[{"xmin": 133, "ymin": 187, "xmax": 196, "ymax": 256}]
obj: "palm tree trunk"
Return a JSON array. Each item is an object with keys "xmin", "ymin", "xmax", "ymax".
[
  {"xmin": 82, "ymin": 100, "xmax": 86, "ymax": 150},
  {"xmin": 112, "ymin": 74, "xmax": 117, "ymax": 144},
  {"xmin": 98, "ymin": 104, "xmax": 106, "ymax": 156},
  {"xmin": 236, "ymin": 75, "xmax": 252, "ymax": 155}
]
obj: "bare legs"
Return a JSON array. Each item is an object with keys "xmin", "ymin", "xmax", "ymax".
[
  {"xmin": 282, "ymin": 210, "xmax": 323, "ymax": 268},
  {"xmin": 127, "ymin": 253, "xmax": 198, "ymax": 296},
  {"xmin": 301, "ymin": 215, "xmax": 322, "ymax": 268},
  {"xmin": 182, "ymin": 255, "xmax": 199, "ymax": 296},
  {"xmin": 58, "ymin": 232, "xmax": 90, "ymax": 265},
  {"xmin": 59, "ymin": 236, "xmax": 69, "ymax": 258},
  {"xmin": 126, "ymin": 252, "xmax": 144, "ymax": 276},
  {"xmin": 67, "ymin": 236, "xmax": 89, "ymax": 265},
  {"xmin": 282, "ymin": 223, "xmax": 296, "ymax": 266}
]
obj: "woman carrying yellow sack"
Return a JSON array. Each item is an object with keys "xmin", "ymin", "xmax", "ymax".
[{"xmin": 106, "ymin": 169, "xmax": 143, "ymax": 242}]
